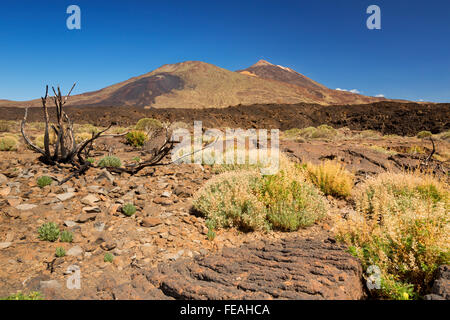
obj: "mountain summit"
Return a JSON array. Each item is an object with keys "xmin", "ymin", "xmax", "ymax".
[
  {"xmin": 0, "ymin": 60, "xmax": 385, "ymax": 108},
  {"xmin": 237, "ymin": 60, "xmax": 327, "ymax": 91}
]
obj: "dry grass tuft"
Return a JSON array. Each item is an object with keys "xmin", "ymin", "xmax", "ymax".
[{"xmin": 305, "ymin": 161, "xmax": 354, "ymax": 198}]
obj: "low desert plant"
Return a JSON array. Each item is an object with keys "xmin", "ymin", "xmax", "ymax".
[
  {"xmin": 284, "ymin": 125, "xmax": 337, "ymax": 140},
  {"xmin": 86, "ymin": 157, "xmax": 95, "ymax": 164},
  {"xmin": 97, "ymin": 156, "xmax": 122, "ymax": 168},
  {"xmin": 77, "ymin": 124, "xmax": 99, "ymax": 134},
  {"xmin": 259, "ymin": 167, "xmax": 329, "ymax": 231},
  {"xmin": 311, "ymin": 124, "xmax": 337, "ymax": 139},
  {"xmin": 437, "ymin": 130, "xmax": 450, "ymax": 141},
  {"xmin": 111, "ymin": 126, "xmax": 129, "ymax": 134},
  {"xmin": 0, "ymin": 136, "xmax": 18, "ymax": 151},
  {"xmin": 417, "ymin": 131, "xmax": 432, "ymax": 139},
  {"xmin": 60, "ymin": 230, "xmax": 73, "ymax": 243},
  {"xmin": 55, "ymin": 247, "xmax": 66, "ymax": 257},
  {"xmin": 122, "ymin": 203, "xmax": 136, "ymax": 216},
  {"xmin": 205, "ymin": 219, "xmax": 216, "ymax": 241},
  {"xmin": 194, "ymin": 159, "xmax": 328, "ymax": 232},
  {"xmin": 1, "ymin": 291, "xmax": 43, "ymax": 300},
  {"xmin": 305, "ymin": 161, "xmax": 354, "ymax": 198},
  {"xmin": 369, "ymin": 145, "xmax": 397, "ymax": 156},
  {"xmin": 359, "ymin": 130, "xmax": 382, "ymax": 139},
  {"xmin": 135, "ymin": 118, "xmax": 162, "ymax": 132},
  {"xmin": 335, "ymin": 171, "xmax": 449, "ymax": 299},
  {"xmin": 193, "ymin": 170, "xmax": 269, "ymax": 231},
  {"xmin": 406, "ymin": 145, "xmax": 426, "ymax": 155},
  {"xmin": 104, "ymin": 253, "xmax": 114, "ymax": 263},
  {"xmin": 34, "ymin": 132, "xmax": 57, "ymax": 149},
  {"xmin": 0, "ymin": 120, "xmax": 11, "ymax": 132},
  {"xmin": 75, "ymin": 132, "xmax": 92, "ymax": 143},
  {"xmin": 38, "ymin": 222, "xmax": 60, "ymax": 242},
  {"xmin": 37, "ymin": 176, "xmax": 53, "ymax": 188},
  {"xmin": 125, "ymin": 130, "xmax": 148, "ymax": 147}
]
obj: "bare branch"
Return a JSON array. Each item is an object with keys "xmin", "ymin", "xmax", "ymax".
[{"xmin": 21, "ymin": 108, "xmax": 47, "ymax": 157}]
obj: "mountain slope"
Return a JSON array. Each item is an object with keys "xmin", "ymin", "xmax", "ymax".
[{"xmin": 0, "ymin": 60, "xmax": 385, "ymax": 108}]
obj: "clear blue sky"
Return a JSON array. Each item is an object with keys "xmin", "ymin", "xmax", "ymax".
[{"xmin": 0, "ymin": 0, "xmax": 449, "ymax": 102}]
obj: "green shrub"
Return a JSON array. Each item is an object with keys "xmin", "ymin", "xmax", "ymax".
[
  {"xmin": 193, "ymin": 160, "xmax": 328, "ymax": 232},
  {"xmin": 60, "ymin": 230, "xmax": 73, "ymax": 243},
  {"xmin": 125, "ymin": 130, "xmax": 148, "ymax": 147},
  {"xmin": 37, "ymin": 176, "xmax": 53, "ymax": 188},
  {"xmin": 38, "ymin": 222, "xmax": 60, "ymax": 242},
  {"xmin": 417, "ymin": 131, "xmax": 432, "ymax": 139},
  {"xmin": 335, "ymin": 172, "xmax": 449, "ymax": 299},
  {"xmin": 86, "ymin": 157, "xmax": 95, "ymax": 164},
  {"xmin": 0, "ymin": 136, "xmax": 18, "ymax": 151},
  {"xmin": 1, "ymin": 291, "xmax": 42, "ymax": 300},
  {"xmin": 135, "ymin": 118, "xmax": 162, "ymax": 132},
  {"xmin": 122, "ymin": 203, "xmax": 136, "ymax": 216},
  {"xmin": 258, "ymin": 167, "xmax": 328, "ymax": 231},
  {"xmin": 104, "ymin": 253, "xmax": 114, "ymax": 263},
  {"xmin": 205, "ymin": 220, "xmax": 217, "ymax": 241},
  {"xmin": 55, "ymin": 247, "xmax": 66, "ymax": 257},
  {"xmin": 98, "ymin": 156, "xmax": 122, "ymax": 168}
]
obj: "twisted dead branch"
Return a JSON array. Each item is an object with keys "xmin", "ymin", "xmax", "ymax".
[{"xmin": 21, "ymin": 84, "xmax": 182, "ymax": 183}]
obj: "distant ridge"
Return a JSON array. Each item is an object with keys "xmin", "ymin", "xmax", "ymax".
[{"xmin": 0, "ymin": 60, "xmax": 388, "ymax": 108}]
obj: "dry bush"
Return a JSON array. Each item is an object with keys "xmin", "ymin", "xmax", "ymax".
[
  {"xmin": 311, "ymin": 124, "xmax": 337, "ymax": 139},
  {"xmin": 30, "ymin": 122, "xmax": 46, "ymax": 131},
  {"xmin": 135, "ymin": 118, "xmax": 162, "ymax": 133},
  {"xmin": 437, "ymin": 130, "xmax": 450, "ymax": 141},
  {"xmin": 75, "ymin": 132, "xmax": 93, "ymax": 143},
  {"xmin": 34, "ymin": 132, "xmax": 57, "ymax": 149},
  {"xmin": 305, "ymin": 161, "xmax": 354, "ymax": 198},
  {"xmin": 211, "ymin": 148, "xmax": 286, "ymax": 175},
  {"xmin": 193, "ymin": 158, "xmax": 328, "ymax": 232},
  {"xmin": 406, "ymin": 145, "xmax": 426, "ymax": 155},
  {"xmin": 358, "ymin": 130, "xmax": 382, "ymax": 139},
  {"xmin": 284, "ymin": 125, "xmax": 336, "ymax": 140},
  {"xmin": 169, "ymin": 121, "xmax": 190, "ymax": 131},
  {"xmin": 369, "ymin": 145, "xmax": 397, "ymax": 156},
  {"xmin": 0, "ymin": 120, "xmax": 11, "ymax": 132},
  {"xmin": 335, "ymin": 171, "xmax": 449, "ymax": 299},
  {"xmin": 77, "ymin": 124, "xmax": 99, "ymax": 134},
  {"xmin": 0, "ymin": 136, "xmax": 18, "ymax": 151},
  {"xmin": 417, "ymin": 131, "xmax": 432, "ymax": 139}
]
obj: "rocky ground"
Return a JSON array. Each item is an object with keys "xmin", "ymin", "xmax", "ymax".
[{"xmin": 0, "ymin": 125, "xmax": 448, "ymax": 300}]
